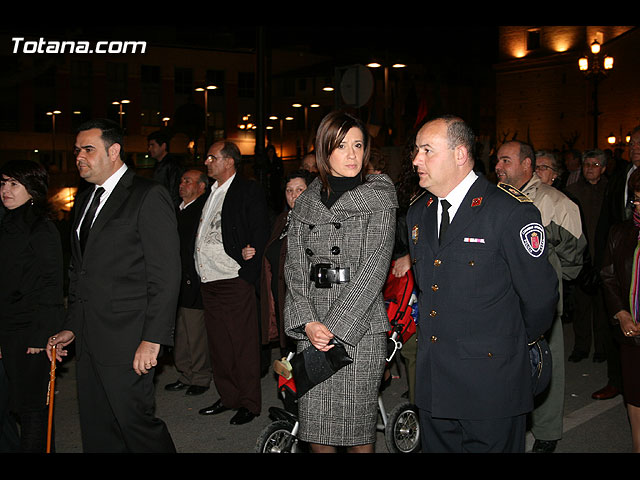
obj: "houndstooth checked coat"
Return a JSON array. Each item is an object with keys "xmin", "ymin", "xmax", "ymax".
[{"xmin": 284, "ymin": 173, "xmax": 398, "ymax": 445}]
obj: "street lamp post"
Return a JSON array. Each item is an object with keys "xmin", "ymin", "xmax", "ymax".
[
  {"xmin": 46, "ymin": 110, "xmax": 61, "ymax": 167},
  {"xmin": 367, "ymin": 60, "xmax": 406, "ymax": 144},
  {"xmin": 292, "ymin": 103, "xmax": 320, "ymax": 155},
  {"xmin": 112, "ymin": 99, "xmax": 130, "ymax": 129},
  {"xmin": 195, "ymin": 85, "xmax": 218, "ymax": 147},
  {"xmin": 579, "ymin": 40, "xmax": 614, "ymax": 149}
]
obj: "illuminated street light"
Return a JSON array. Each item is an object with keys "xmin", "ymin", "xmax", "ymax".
[
  {"xmin": 112, "ymin": 99, "xmax": 130, "ymax": 128},
  {"xmin": 578, "ymin": 39, "xmax": 614, "ymax": 148},
  {"xmin": 195, "ymin": 85, "xmax": 218, "ymax": 145}
]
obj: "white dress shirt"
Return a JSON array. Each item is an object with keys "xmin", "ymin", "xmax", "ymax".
[
  {"xmin": 194, "ymin": 174, "xmax": 240, "ymax": 283},
  {"xmin": 437, "ymin": 169, "xmax": 479, "ymax": 232},
  {"xmin": 76, "ymin": 163, "xmax": 128, "ymax": 239}
]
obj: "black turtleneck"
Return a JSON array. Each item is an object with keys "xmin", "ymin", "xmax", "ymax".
[{"xmin": 321, "ymin": 175, "xmax": 363, "ymax": 208}]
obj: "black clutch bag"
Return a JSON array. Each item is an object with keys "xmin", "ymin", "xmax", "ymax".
[
  {"xmin": 529, "ymin": 336, "xmax": 552, "ymax": 396},
  {"xmin": 290, "ymin": 338, "xmax": 353, "ymax": 397}
]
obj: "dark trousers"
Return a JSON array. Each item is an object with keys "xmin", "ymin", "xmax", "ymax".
[
  {"xmin": 174, "ymin": 307, "xmax": 212, "ymax": 387},
  {"xmin": 0, "ymin": 332, "xmax": 51, "ymax": 452},
  {"xmin": 201, "ymin": 277, "xmax": 261, "ymax": 415},
  {"xmin": 419, "ymin": 409, "xmax": 527, "ymax": 453},
  {"xmin": 76, "ymin": 348, "xmax": 176, "ymax": 453}
]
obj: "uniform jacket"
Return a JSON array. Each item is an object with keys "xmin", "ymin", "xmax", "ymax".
[
  {"xmin": 522, "ymin": 174, "xmax": 586, "ymax": 314},
  {"xmin": 65, "ymin": 168, "xmax": 181, "ymax": 365},
  {"xmin": 284, "ymin": 174, "xmax": 398, "ymax": 347},
  {"xmin": 217, "ymin": 174, "xmax": 270, "ymax": 288},
  {"xmin": 0, "ymin": 203, "xmax": 65, "ymax": 346},
  {"xmin": 177, "ymin": 193, "xmax": 207, "ymax": 309},
  {"xmin": 407, "ymin": 174, "xmax": 558, "ymax": 420}
]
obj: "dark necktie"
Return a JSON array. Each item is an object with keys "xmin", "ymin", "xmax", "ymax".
[
  {"xmin": 79, "ymin": 187, "xmax": 104, "ymax": 253},
  {"xmin": 439, "ymin": 199, "xmax": 451, "ymax": 245}
]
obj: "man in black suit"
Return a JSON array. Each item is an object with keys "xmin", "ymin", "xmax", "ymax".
[
  {"xmin": 407, "ymin": 116, "xmax": 558, "ymax": 452},
  {"xmin": 47, "ymin": 119, "xmax": 180, "ymax": 453},
  {"xmin": 165, "ymin": 169, "xmax": 212, "ymax": 396},
  {"xmin": 196, "ymin": 140, "xmax": 270, "ymax": 425},
  {"xmin": 148, "ymin": 130, "xmax": 184, "ymax": 207}
]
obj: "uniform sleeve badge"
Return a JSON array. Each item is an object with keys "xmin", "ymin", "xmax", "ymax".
[
  {"xmin": 412, "ymin": 224, "xmax": 419, "ymax": 244},
  {"xmin": 520, "ymin": 223, "xmax": 545, "ymax": 257}
]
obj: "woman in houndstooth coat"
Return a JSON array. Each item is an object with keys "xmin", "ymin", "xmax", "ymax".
[{"xmin": 284, "ymin": 111, "xmax": 397, "ymax": 452}]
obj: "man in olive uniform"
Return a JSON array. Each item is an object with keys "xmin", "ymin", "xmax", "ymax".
[{"xmin": 407, "ymin": 116, "xmax": 558, "ymax": 453}]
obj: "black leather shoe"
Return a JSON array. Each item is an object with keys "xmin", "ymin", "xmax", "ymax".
[
  {"xmin": 199, "ymin": 399, "xmax": 230, "ymax": 415},
  {"xmin": 532, "ymin": 439, "xmax": 557, "ymax": 453},
  {"xmin": 186, "ymin": 385, "xmax": 209, "ymax": 396},
  {"xmin": 568, "ymin": 350, "xmax": 588, "ymax": 362},
  {"xmin": 592, "ymin": 353, "xmax": 607, "ymax": 363},
  {"xmin": 229, "ymin": 408, "xmax": 257, "ymax": 425},
  {"xmin": 165, "ymin": 380, "xmax": 188, "ymax": 391}
]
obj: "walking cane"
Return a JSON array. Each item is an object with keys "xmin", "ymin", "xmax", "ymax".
[{"xmin": 46, "ymin": 345, "xmax": 56, "ymax": 454}]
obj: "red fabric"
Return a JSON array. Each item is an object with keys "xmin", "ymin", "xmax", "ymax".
[{"xmin": 383, "ymin": 261, "xmax": 417, "ymax": 344}]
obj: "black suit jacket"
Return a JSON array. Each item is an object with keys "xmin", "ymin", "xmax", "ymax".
[
  {"xmin": 219, "ymin": 174, "xmax": 270, "ymax": 288},
  {"xmin": 66, "ymin": 168, "xmax": 181, "ymax": 365},
  {"xmin": 407, "ymin": 174, "xmax": 558, "ymax": 420},
  {"xmin": 177, "ymin": 194, "xmax": 207, "ymax": 309}
]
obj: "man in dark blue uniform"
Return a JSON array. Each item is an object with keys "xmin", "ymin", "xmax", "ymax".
[{"xmin": 407, "ymin": 115, "xmax": 558, "ymax": 452}]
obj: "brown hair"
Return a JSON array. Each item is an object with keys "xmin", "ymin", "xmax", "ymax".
[{"xmin": 314, "ymin": 110, "xmax": 370, "ymax": 191}]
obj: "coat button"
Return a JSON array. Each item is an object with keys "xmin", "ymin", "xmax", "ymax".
[
  {"xmin": 468, "ymin": 260, "xmax": 475, "ymax": 266},
  {"xmin": 488, "ymin": 352, "xmax": 493, "ymax": 358},
  {"xmin": 431, "ymin": 284, "xmax": 439, "ymax": 292},
  {"xmin": 305, "ymin": 248, "xmax": 314, "ymax": 256},
  {"xmin": 331, "ymin": 246, "xmax": 340, "ymax": 255},
  {"xmin": 429, "ymin": 310, "xmax": 437, "ymax": 317},
  {"xmin": 434, "ymin": 259, "xmax": 442, "ymax": 266},
  {"xmin": 333, "ymin": 222, "xmax": 341, "ymax": 228},
  {"xmin": 431, "ymin": 336, "xmax": 438, "ymax": 342}
]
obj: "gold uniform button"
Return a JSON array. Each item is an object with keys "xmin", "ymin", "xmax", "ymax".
[
  {"xmin": 431, "ymin": 284, "xmax": 439, "ymax": 292},
  {"xmin": 468, "ymin": 260, "xmax": 475, "ymax": 266},
  {"xmin": 434, "ymin": 259, "xmax": 442, "ymax": 266},
  {"xmin": 488, "ymin": 352, "xmax": 493, "ymax": 357},
  {"xmin": 429, "ymin": 310, "xmax": 437, "ymax": 317},
  {"xmin": 431, "ymin": 336, "xmax": 438, "ymax": 342}
]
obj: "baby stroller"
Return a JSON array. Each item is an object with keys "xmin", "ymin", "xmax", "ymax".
[{"xmin": 255, "ymin": 262, "xmax": 420, "ymax": 454}]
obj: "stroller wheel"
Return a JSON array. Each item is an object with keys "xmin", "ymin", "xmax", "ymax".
[
  {"xmin": 385, "ymin": 402, "xmax": 420, "ymax": 453},
  {"xmin": 255, "ymin": 420, "xmax": 300, "ymax": 453}
]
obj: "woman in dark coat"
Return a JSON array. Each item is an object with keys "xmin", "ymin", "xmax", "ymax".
[
  {"xmin": 283, "ymin": 111, "xmax": 398, "ymax": 453},
  {"xmin": 601, "ymin": 168, "xmax": 640, "ymax": 453},
  {"xmin": 0, "ymin": 160, "xmax": 65, "ymax": 452},
  {"xmin": 242, "ymin": 170, "xmax": 314, "ymax": 353}
]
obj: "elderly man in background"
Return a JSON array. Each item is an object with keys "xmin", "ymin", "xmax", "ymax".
[
  {"xmin": 165, "ymin": 169, "xmax": 212, "ymax": 396},
  {"xmin": 495, "ymin": 140, "xmax": 586, "ymax": 453}
]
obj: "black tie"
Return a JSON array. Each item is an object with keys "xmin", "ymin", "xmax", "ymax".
[
  {"xmin": 79, "ymin": 187, "xmax": 104, "ymax": 253},
  {"xmin": 439, "ymin": 199, "xmax": 451, "ymax": 245}
]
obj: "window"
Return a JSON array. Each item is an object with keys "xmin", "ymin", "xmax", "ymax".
[
  {"xmin": 238, "ymin": 72, "xmax": 255, "ymax": 98},
  {"xmin": 527, "ymin": 29, "xmax": 541, "ymax": 51}
]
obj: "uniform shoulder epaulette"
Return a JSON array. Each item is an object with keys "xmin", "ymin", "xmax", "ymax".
[
  {"xmin": 497, "ymin": 182, "xmax": 532, "ymax": 203},
  {"xmin": 409, "ymin": 190, "xmax": 427, "ymax": 206}
]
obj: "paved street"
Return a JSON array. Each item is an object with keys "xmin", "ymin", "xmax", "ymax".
[{"xmin": 45, "ymin": 323, "xmax": 633, "ymax": 454}]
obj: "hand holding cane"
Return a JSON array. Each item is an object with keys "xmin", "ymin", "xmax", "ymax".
[{"xmin": 46, "ymin": 345, "xmax": 56, "ymax": 453}]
